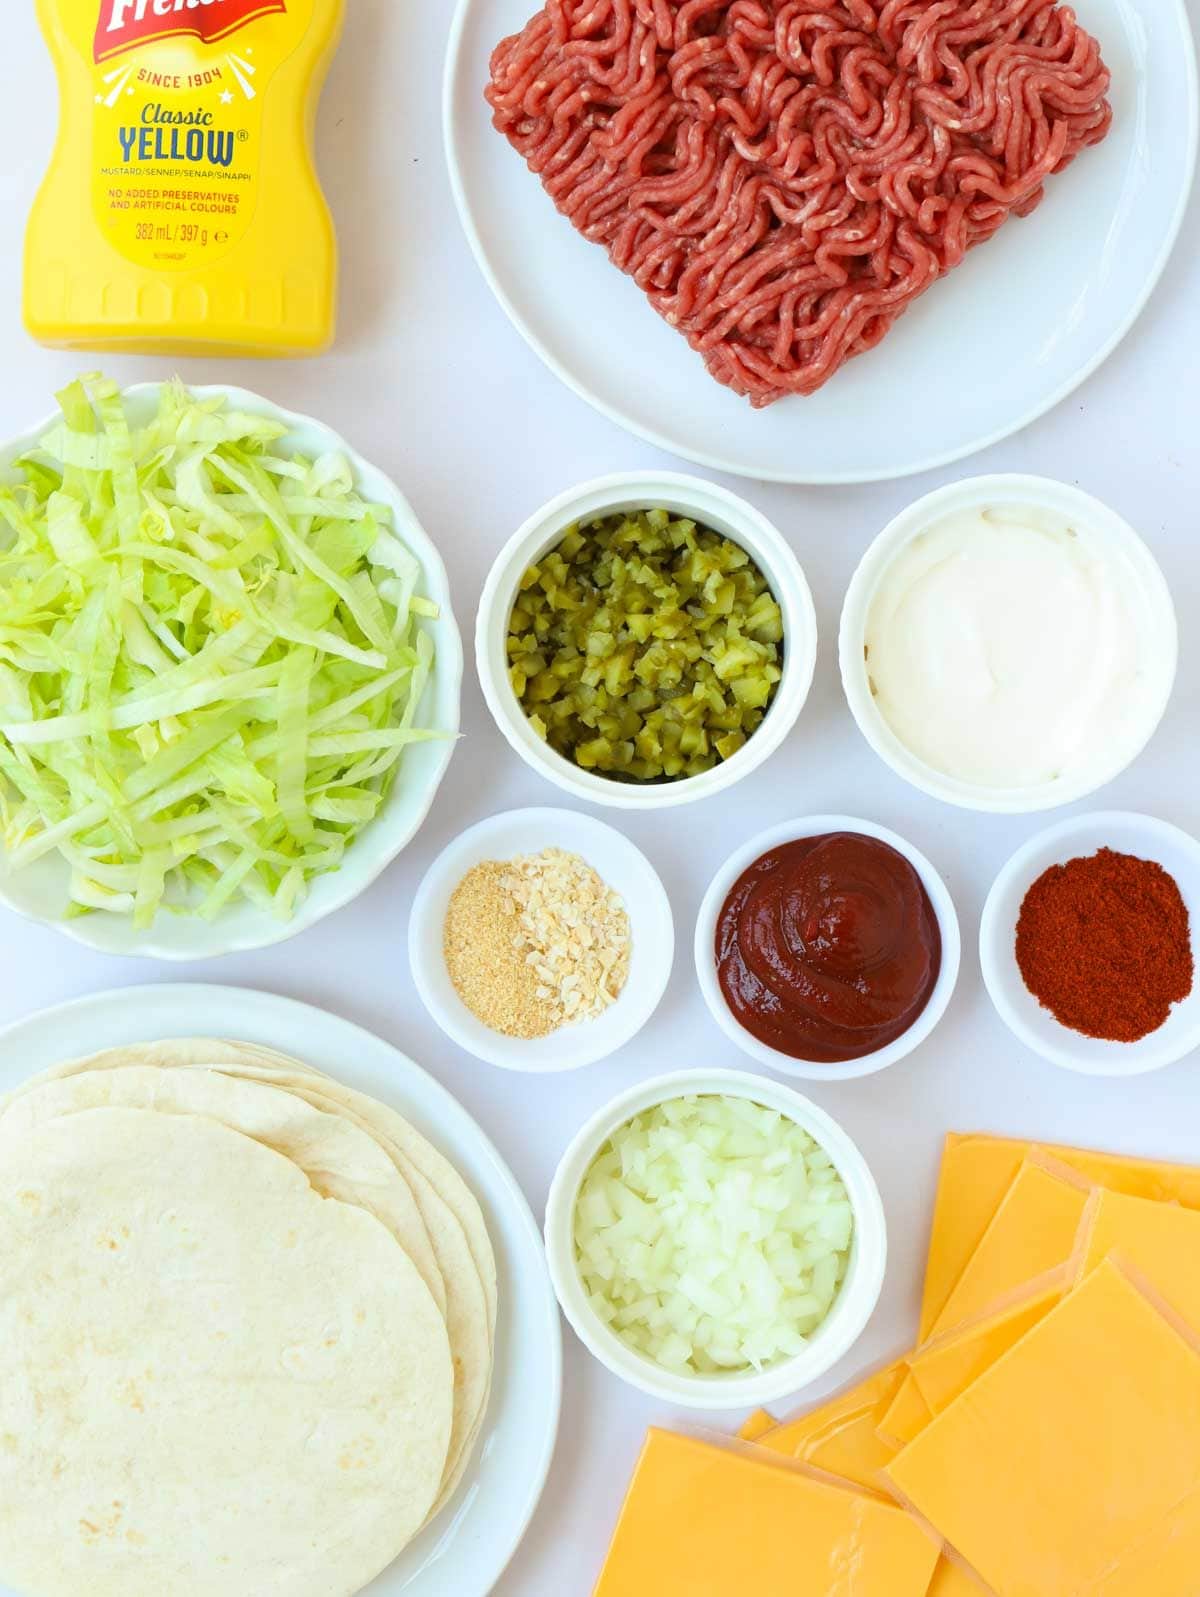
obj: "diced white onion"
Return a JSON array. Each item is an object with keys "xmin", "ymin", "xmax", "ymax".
[{"xmin": 573, "ymin": 1095, "xmax": 855, "ymax": 1375}]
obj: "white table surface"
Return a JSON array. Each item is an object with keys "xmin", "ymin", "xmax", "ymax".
[{"xmin": 2, "ymin": 6, "xmax": 1199, "ymax": 1594}]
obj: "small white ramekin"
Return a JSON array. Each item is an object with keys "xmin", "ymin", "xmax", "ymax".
[
  {"xmin": 980, "ymin": 811, "xmax": 1200, "ymax": 1077},
  {"xmin": 838, "ymin": 475, "xmax": 1177, "ymax": 814},
  {"xmin": 695, "ymin": 816, "xmax": 960, "ymax": 1081},
  {"xmin": 544, "ymin": 1069, "xmax": 886, "ymax": 1409},
  {"xmin": 476, "ymin": 472, "xmax": 817, "ymax": 810},
  {"xmin": 410, "ymin": 807, "xmax": 673, "ymax": 1072}
]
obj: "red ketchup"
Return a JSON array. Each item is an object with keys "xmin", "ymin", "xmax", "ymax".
[{"xmin": 715, "ymin": 832, "xmax": 941, "ymax": 1063}]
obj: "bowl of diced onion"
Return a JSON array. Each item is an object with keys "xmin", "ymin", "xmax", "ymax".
[
  {"xmin": 544, "ymin": 1069, "xmax": 886, "ymax": 1409},
  {"xmin": 0, "ymin": 378, "xmax": 462, "ymax": 960}
]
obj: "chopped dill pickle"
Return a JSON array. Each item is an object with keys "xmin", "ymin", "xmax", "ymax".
[{"xmin": 506, "ymin": 509, "xmax": 784, "ymax": 783}]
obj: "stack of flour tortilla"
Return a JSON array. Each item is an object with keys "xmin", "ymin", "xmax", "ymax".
[{"xmin": 0, "ymin": 1040, "xmax": 497, "ymax": 1597}]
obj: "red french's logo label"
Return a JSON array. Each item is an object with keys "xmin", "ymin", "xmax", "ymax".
[{"xmin": 94, "ymin": 0, "xmax": 286, "ymax": 64}]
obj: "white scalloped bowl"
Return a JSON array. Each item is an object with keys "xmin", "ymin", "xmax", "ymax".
[{"xmin": 0, "ymin": 384, "xmax": 463, "ymax": 961}]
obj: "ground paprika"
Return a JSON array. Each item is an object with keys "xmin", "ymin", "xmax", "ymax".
[{"xmin": 1015, "ymin": 847, "xmax": 1193, "ymax": 1043}]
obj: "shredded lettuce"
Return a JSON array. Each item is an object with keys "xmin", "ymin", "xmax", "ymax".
[
  {"xmin": 575, "ymin": 1095, "xmax": 855, "ymax": 1375},
  {"xmin": 0, "ymin": 375, "xmax": 441, "ymax": 928}
]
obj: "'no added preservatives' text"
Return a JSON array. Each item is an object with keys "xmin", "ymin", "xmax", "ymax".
[
  {"xmin": 101, "ymin": 180, "xmax": 243, "ymax": 218},
  {"xmin": 99, "ymin": 178, "xmax": 246, "ymax": 260}
]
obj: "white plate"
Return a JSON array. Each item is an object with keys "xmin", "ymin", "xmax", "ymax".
[
  {"xmin": 444, "ymin": 0, "xmax": 1197, "ymax": 484},
  {"xmin": 410, "ymin": 806, "xmax": 674, "ymax": 1071},
  {"xmin": 0, "ymin": 984, "xmax": 561, "ymax": 1597}
]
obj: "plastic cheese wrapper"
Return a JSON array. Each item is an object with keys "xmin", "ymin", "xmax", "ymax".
[
  {"xmin": 592, "ymin": 1428, "xmax": 941, "ymax": 1597},
  {"xmin": 920, "ymin": 1132, "xmax": 1200, "ymax": 1340},
  {"xmin": 880, "ymin": 1273, "xmax": 1066, "ymax": 1448},
  {"xmin": 887, "ymin": 1261, "xmax": 1200, "ymax": 1597},
  {"xmin": 876, "ymin": 1369, "xmax": 935, "ymax": 1451},
  {"xmin": 738, "ymin": 1363, "xmax": 905, "ymax": 1491},
  {"xmin": 737, "ymin": 1409, "xmax": 777, "ymax": 1443}
]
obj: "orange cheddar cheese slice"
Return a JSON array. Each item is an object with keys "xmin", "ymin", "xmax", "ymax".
[
  {"xmin": 876, "ymin": 1371, "xmax": 935, "ymax": 1448},
  {"xmin": 1091, "ymin": 1486, "xmax": 1200, "ymax": 1597},
  {"xmin": 1077, "ymin": 1187, "xmax": 1200, "ymax": 1327},
  {"xmin": 594, "ymin": 1428, "xmax": 941, "ymax": 1597},
  {"xmin": 738, "ymin": 1409, "xmax": 777, "ymax": 1442},
  {"xmin": 926, "ymin": 1562, "xmax": 987, "ymax": 1596},
  {"xmin": 892, "ymin": 1276, "xmax": 1064, "ymax": 1446},
  {"xmin": 750, "ymin": 1361, "xmax": 906, "ymax": 1491},
  {"xmin": 754, "ymin": 1367, "xmax": 990, "ymax": 1597},
  {"xmin": 921, "ymin": 1134, "xmax": 1200, "ymax": 1339},
  {"xmin": 929, "ymin": 1157, "xmax": 1088, "ymax": 1337},
  {"xmin": 889, "ymin": 1262, "xmax": 1200, "ymax": 1597},
  {"xmin": 748, "ymin": 1367, "xmax": 974, "ymax": 1597}
]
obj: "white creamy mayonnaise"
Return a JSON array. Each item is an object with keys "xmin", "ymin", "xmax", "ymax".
[{"xmin": 863, "ymin": 503, "xmax": 1156, "ymax": 790}]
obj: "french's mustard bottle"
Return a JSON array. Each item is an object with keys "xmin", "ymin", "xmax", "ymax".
[{"xmin": 26, "ymin": 0, "xmax": 346, "ymax": 356}]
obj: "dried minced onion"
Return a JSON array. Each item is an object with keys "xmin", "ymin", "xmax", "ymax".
[{"xmin": 573, "ymin": 1094, "xmax": 854, "ymax": 1374}]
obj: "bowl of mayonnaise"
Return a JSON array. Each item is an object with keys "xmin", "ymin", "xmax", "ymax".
[{"xmin": 838, "ymin": 475, "xmax": 1177, "ymax": 814}]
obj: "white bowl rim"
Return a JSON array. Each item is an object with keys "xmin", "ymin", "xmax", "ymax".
[
  {"xmin": 979, "ymin": 809, "xmax": 1200, "ymax": 1077},
  {"xmin": 838, "ymin": 473, "xmax": 1179, "ymax": 815},
  {"xmin": 0, "ymin": 382, "xmax": 464, "ymax": 961},
  {"xmin": 407, "ymin": 804, "xmax": 674, "ymax": 1072},
  {"xmin": 543, "ymin": 1067, "xmax": 887, "ymax": 1409},
  {"xmin": 475, "ymin": 470, "xmax": 817, "ymax": 811},
  {"xmin": 694, "ymin": 815, "xmax": 961, "ymax": 1081}
]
